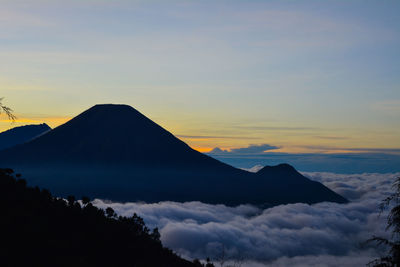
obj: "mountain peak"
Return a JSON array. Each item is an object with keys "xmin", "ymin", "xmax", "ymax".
[
  {"xmin": 82, "ymin": 104, "xmax": 143, "ymax": 118},
  {"xmin": 91, "ymin": 103, "xmax": 134, "ymax": 110},
  {"xmin": 0, "ymin": 123, "xmax": 51, "ymax": 151},
  {"xmin": 257, "ymin": 163, "xmax": 297, "ymax": 174},
  {"xmin": 73, "ymin": 104, "xmax": 151, "ymax": 126},
  {"xmin": 2, "ymin": 104, "xmax": 205, "ymax": 166}
]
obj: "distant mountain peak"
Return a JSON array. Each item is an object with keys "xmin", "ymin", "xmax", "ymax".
[
  {"xmin": 257, "ymin": 163, "xmax": 297, "ymax": 174},
  {"xmin": 1, "ymin": 123, "xmax": 50, "ymax": 132},
  {"xmin": 0, "ymin": 123, "xmax": 51, "ymax": 151}
]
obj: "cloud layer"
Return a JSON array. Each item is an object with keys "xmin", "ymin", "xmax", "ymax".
[
  {"xmin": 208, "ymin": 151, "xmax": 400, "ymax": 174},
  {"xmin": 93, "ymin": 171, "xmax": 400, "ymax": 266},
  {"xmin": 209, "ymin": 144, "xmax": 280, "ymax": 155}
]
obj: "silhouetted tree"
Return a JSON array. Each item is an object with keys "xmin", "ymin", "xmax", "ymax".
[
  {"xmin": 81, "ymin": 196, "xmax": 90, "ymax": 206},
  {"xmin": 205, "ymin": 257, "xmax": 215, "ymax": 267},
  {"xmin": 0, "ymin": 168, "xmax": 195, "ymax": 267},
  {"xmin": 105, "ymin": 207, "xmax": 116, "ymax": 218},
  {"xmin": 212, "ymin": 244, "xmax": 244, "ymax": 267},
  {"xmin": 368, "ymin": 176, "xmax": 400, "ymax": 266},
  {"xmin": 191, "ymin": 258, "xmax": 215, "ymax": 267},
  {"xmin": 0, "ymin": 97, "xmax": 16, "ymax": 121},
  {"xmin": 151, "ymin": 227, "xmax": 161, "ymax": 242},
  {"xmin": 215, "ymin": 244, "xmax": 227, "ymax": 267},
  {"xmin": 193, "ymin": 259, "xmax": 203, "ymax": 266},
  {"xmin": 67, "ymin": 195, "xmax": 76, "ymax": 206}
]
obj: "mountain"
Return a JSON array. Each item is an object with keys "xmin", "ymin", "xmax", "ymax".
[
  {"xmin": 0, "ymin": 123, "xmax": 51, "ymax": 151},
  {"xmin": 0, "ymin": 104, "xmax": 347, "ymax": 206}
]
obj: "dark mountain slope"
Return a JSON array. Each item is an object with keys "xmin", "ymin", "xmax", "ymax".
[
  {"xmin": 0, "ymin": 104, "xmax": 347, "ymax": 206},
  {"xmin": 0, "ymin": 168, "xmax": 196, "ymax": 267},
  {"xmin": 4, "ymin": 105, "xmax": 236, "ymax": 169},
  {"xmin": 0, "ymin": 123, "xmax": 50, "ymax": 151},
  {"xmin": 255, "ymin": 164, "xmax": 348, "ymax": 204}
]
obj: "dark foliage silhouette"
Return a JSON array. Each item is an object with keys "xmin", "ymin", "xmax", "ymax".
[
  {"xmin": 368, "ymin": 176, "xmax": 400, "ymax": 267},
  {"xmin": 0, "ymin": 97, "xmax": 16, "ymax": 121},
  {"xmin": 0, "ymin": 168, "xmax": 198, "ymax": 267},
  {"xmin": 193, "ymin": 258, "xmax": 215, "ymax": 267}
]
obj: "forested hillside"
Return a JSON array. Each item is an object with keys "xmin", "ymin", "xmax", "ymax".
[{"xmin": 0, "ymin": 168, "xmax": 200, "ymax": 267}]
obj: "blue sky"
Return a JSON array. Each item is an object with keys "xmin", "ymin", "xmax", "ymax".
[{"xmin": 1, "ymin": 0, "xmax": 399, "ymax": 154}]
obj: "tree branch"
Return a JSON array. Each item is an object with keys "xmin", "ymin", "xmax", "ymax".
[{"xmin": 0, "ymin": 97, "xmax": 16, "ymax": 121}]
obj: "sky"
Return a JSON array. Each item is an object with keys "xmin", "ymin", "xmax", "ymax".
[{"xmin": 1, "ymin": 0, "xmax": 399, "ymax": 154}]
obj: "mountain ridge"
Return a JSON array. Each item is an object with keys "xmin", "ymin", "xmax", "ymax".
[
  {"xmin": 0, "ymin": 104, "xmax": 347, "ymax": 206},
  {"xmin": 0, "ymin": 123, "xmax": 51, "ymax": 151}
]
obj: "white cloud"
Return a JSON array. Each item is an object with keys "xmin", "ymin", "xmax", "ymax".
[
  {"xmin": 242, "ymin": 165, "xmax": 264, "ymax": 173},
  {"xmin": 93, "ymin": 171, "xmax": 399, "ymax": 266},
  {"xmin": 229, "ymin": 144, "xmax": 280, "ymax": 154}
]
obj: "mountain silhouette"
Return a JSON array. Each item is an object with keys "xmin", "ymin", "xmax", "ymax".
[
  {"xmin": 0, "ymin": 123, "xmax": 51, "ymax": 151},
  {"xmin": 0, "ymin": 104, "xmax": 347, "ymax": 206}
]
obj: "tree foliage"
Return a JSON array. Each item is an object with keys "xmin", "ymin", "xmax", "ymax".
[
  {"xmin": 368, "ymin": 176, "xmax": 400, "ymax": 266},
  {"xmin": 0, "ymin": 97, "xmax": 16, "ymax": 121},
  {"xmin": 0, "ymin": 168, "xmax": 197, "ymax": 267}
]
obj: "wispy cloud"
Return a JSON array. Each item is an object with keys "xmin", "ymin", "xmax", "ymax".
[
  {"xmin": 300, "ymin": 145, "xmax": 400, "ymax": 154},
  {"xmin": 234, "ymin": 126, "xmax": 318, "ymax": 131},
  {"xmin": 372, "ymin": 100, "xmax": 400, "ymax": 114},
  {"xmin": 176, "ymin": 135, "xmax": 259, "ymax": 140},
  {"xmin": 0, "ymin": 7, "xmax": 49, "ymax": 28},
  {"xmin": 230, "ymin": 144, "xmax": 280, "ymax": 154},
  {"xmin": 209, "ymin": 144, "xmax": 280, "ymax": 154},
  {"xmin": 313, "ymin": 136, "xmax": 349, "ymax": 140}
]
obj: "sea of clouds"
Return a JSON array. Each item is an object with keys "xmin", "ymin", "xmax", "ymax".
[{"xmin": 93, "ymin": 171, "xmax": 400, "ymax": 266}]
